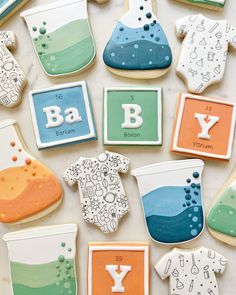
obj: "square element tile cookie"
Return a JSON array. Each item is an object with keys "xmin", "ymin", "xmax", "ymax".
[
  {"xmin": 103, "ymin": 87, "xmax": 162, "ymax": 145},
  {"xmin": 29, "ymin": 81, "xmax": 97, "ymax": 149},
  {"xmin": 171, "ymin": 93, "xmax": 236, "ymax": 160},
  {"xmin": 88, "ymin": 242, "xmax": 149, "ymax": 295}
]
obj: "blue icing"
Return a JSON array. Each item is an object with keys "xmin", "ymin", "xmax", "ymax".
[
  {"xmin": 143, "ymin": 185, "xmax": 202, "ymax": 217},
  {"xmin": 146, "ymin": 206, "xmax": 204, "ymax": 243},
  {"xmin": 32, "ymin": 85, "xmax": 97, "ymax": 149},
  {"xmin": 103, "ymin": 22, "xmax": 172, "ymax": 70},
  {"xmin": 0, "ymin": 0, "xmax": 23, "ymax": 20}
]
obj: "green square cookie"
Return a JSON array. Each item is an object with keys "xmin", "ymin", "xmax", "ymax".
[{"xmin": 103, "ymin": 87, "xmax": 162, "ymax": 145}]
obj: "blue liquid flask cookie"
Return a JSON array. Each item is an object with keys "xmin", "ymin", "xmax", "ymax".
[{"xmin": 103, "ymin": 0, "xmax": 172, "ymax": 79}]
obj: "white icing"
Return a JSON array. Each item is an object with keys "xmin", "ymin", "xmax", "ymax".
[
  {"xmin": 3, "ymin": 224, "xmax": 77, "ymax": 264},
  {"xmin": 106, "ymin": 265, "xmax": 131, "ymax": 292},
  {"xmin": 120, "ymin": 0, "xmax": 158, "ymax": 29},
  {"xmin": 121, "ymin": 104, "xmax": 143, "ymax": 129},
  {"xmin": 195, "ymin": 113, "xmax": 220, "ymax": 140}
]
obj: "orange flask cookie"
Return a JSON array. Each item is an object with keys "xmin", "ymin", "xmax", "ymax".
[{"xmin": 0, "ymin": 119, "xmax": 63, "ymax": 223}]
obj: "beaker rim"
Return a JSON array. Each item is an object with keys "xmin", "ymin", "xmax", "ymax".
[{"xmin": 0, "ymin": 119, "xmax": 16, "ymax": 129}]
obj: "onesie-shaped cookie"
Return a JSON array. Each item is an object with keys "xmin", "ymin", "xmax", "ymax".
[
  {"xmin": 208, "ymin": 167, "xmax": 236, "ymax": 246},
  {"xmin": 103, "ymin": 0, "xmax": 172, "ymax": 79},
  {"xmin": 176, "ymin": 14, "xmax": 236, "ymax": 94},
  {"xmin": 174, "ymin": 0, "xmax": 226, "ymax": 11},
  {"xmin": 0, "ymin": 31, "xmax": 26, "ymax": 108},
  {"xmin": 21, "ymin": 0, "xmax": 105, "ymax": 77},
  {"xmin": 155, "ymin": 247, "xmax": 227, "ymax": 295},
  {"xmin": 0, "ymin": 119, "xmax": 63, "ymax": 224},
  {"xmin": 0, "ymin": 0, "xmax": 29, "ymax": 26},
  {"xmin": 64, "ymin": 151, "xmax": 130, "ymax": 233}
]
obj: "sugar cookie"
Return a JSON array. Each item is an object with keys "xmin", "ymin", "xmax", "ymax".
[
  {"xmin": 132, "ymin": 159, "xmax": 205, "ymax": 244},
  {"xmin": 21, "ymin": 0, "xmax": 97, "ymax": 77},
  {"xmin": 174, "ymin": 0, "xmax": 226, "ymax": 11},
  {"xmin": 103, "ymin": 0, "xmax": 172, "ymax": 79},
  {"xmin": 171, "ymin": 93, "xmax": 236, "ymax": 160},
  {"xmin": 88, "ymin": 242, "xmax": 149, "ymax": 295},
  {"xmin": 64, "ymin": 151, "xmax": 130, "ymax": 234},
  {"xmin": 3, "ymin": 224, "xmax": 78, "ymax": 295},
  {"xmin": 0, "ymin": 119, "xmax": 63, "ymax": 224},
  {"xmin": 155, "ymin": 247, "xmax": 227, "ymax": 295},
  {"xmin": 0, "ymin": 31, "xmax": 26, "ymax": 108},
  {"xmin": 103, "ymin": 87, "xmax": 162, "ymax": 145},
  {"xmin": 0, "ymin": 0, "xmax": 29, "ymax": 26},
  {"xmin": 29, "ymin": 81, "xmax": 97, "ymax": 149},
  {"xmin": 207, "ymin": 166, "xmax": 236, "ymax": 246},
  {"xmin": 176, "ymin": 14, "xmax": 236, "ymax": 93}
]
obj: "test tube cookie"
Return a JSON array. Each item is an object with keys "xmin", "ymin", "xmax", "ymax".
[{"xmin": 103, "ymin": 0, "xmax": 172, "ymax": 79}]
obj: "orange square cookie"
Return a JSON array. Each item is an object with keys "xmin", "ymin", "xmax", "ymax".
[
  {"xmin": 88, "ymin": 242, "xmax": 149, "ymax": 295},
  {"xmin": 171, "ymin": 93, "xmax": 236, "ymax": 160}
]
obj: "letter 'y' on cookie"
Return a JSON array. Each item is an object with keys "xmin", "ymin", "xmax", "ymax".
[
  {"xmin": 106, "ymin": 265, "xmax": 131, "ymax": 292},
  {"xmin": 103, "ymin": 0, "xmax": 172, "ymax": 79},
  {"xmin": 0, "ymin": 31, "xmax": 26, "ymax": 108},
  {"xmin": 195, "ymin": 113, "xmax": 219, "ymax": 140}
]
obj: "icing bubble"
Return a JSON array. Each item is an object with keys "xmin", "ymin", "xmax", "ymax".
[
  {"xmin": 155, "ymin": 37, "xmax": 160, "ymax": 42},
  {"xmin": 229, "ymin": 210, "xmax": 234, "ymax": 215},
  {"xmin": 184, "ymin": 188, "xmax": 190, "ymax": 193},
  {"xmin": 146, "ymin": 13, "xmax": 152, "ymax": 19},
  {"xmin": 143, "ymin": 24, "xmax": 150, "ymax": 31},
  {"xmin": 185, "ymin": 194, "xmax": 191, "ymax": 200},
  {"xmin": 132, "ymin": 54, "xmax": 135, "ymax": 58},
  {"xmin": 149, "ymin": 61, "xmax": 153, "ymax": 65},
  {"xmin": 119, "ymin": 27, "xmax": 124, "ymax": 31},
  {"xmin": 61, "ymin": 242, "xmax": 66, "ymax": 247},
  {"xmin": 190, "ymin": 224, "xmax": 193, "ymax": 228},
  {"xmin": 122, "ymin": 62, "xmax": 125, "ymax": 66},
  {"xmin": 111, "ymin": 52, "xmax": 115, "ymax": 57},
  {"xmin": 134, "ymin": 44, "xmax": 139, "ymax": 49},
  {"xmin": 194, "ymin": 207, "xmax": 199, "ymax": 212},
  {"xmin": 32, "ymin": 26, "xmax": 37, "ymax": 32},
  {"xmin": 149, "ymin": 48, "xmax": 153, "ymax": 52},
  {"xmin": 191, "ymin": 183, "xmax": 196, "ymax": 188},
  {"xmin": 165, "ymin": 56, "xmax": 170, "ymax": 61},
  {"xmin": 58, "ymin": 255, "xmax": 65, "ymax": 263},
  {"xmin": 186, "ymin": 178, "xmax": 191, "ymax": 183},
  {"xmin": 191, "ymin": 229, "xmax": 198, "ymax": 236},
  {"xmin": 193, "ymin": 172, "xmax": 199, "ymax": 178},
  {"xmin": 192, "ymin": 216, "xmax": 198, "ymax": 222},
  {"xmin": 64, "ymin": 282, "xmax": 71, "ymax": 289},
  {"xmin": 198, "ymin": 224, "xmax": 202, "ymax": 228},
  {"xmin": 39, "ymin": 27, "xmax": 47, "ymax": 35},
  {"xmin": 188, "ymin": 214, "xmax": 192, "ymax": 217}
]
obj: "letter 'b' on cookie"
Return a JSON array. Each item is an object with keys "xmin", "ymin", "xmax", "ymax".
[
  {"xmin": 122, "ymin": 104, "xmax": 143, "ymax": 128},
  {"xmin": 0, "ymin": 120, "xmax": 63, "ymax": 223},
  {"xmin": 103, "ymin": 0, "xmax": 172, "ymax": 79}
]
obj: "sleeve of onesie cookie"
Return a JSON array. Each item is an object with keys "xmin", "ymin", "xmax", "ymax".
[
  {"xmin": 176, "ymin": 15, "xmax": 197, "ymax": 39},
  {"xmin": 63, "ymin": 160, "xmax": 81, "ymax": 187},
  {"xmin": 154, "ymin": 252, "xmax": 173, "ymax": 280},
  {"xmin": 228, "ymin": 24, "xmax": 236, "ymax": 50},
  {"xmin": 211, "ymin": 251, "xmax": 228, "ymax": 274},
  {"xmin": 115, "ymin": 153, "xmax": 130, "ymax": 173}
]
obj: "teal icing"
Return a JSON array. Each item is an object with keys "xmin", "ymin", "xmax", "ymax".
[
  {"xmin": 103, "ymin": 21, "xmax": 172, "ymax": 70},
  {"xmin": 0, "ymin": 0, "xmax": 23, "ymax": 20}
]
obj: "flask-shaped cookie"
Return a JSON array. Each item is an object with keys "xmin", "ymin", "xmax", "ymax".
[
  {"xmin": 132, "ymin": 160, "xmax": 204, "ymax": 244},
  {"xmin": 208, "ymin": 170, "xmax": 236, "ymax": 246},
  {"xmin": 0, "ymin": 31, "xmax": 26, "ymax": 108},
  {"xmin": 103, "ymin": 0, "xmax": 172, "ymax": 79},
  {"xmin": 0, "ymin": 120, "xmax": 63, "ymax": 223},
  {"xmin": 21, "ymin": 0, "xmax": 96, "ymax": 76},
  {"xmin": 3, "ymin": 224, "xmax": 78, "ymax": 295}
]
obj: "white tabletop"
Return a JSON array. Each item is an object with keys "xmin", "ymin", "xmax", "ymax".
[{"xmin": 0, "ymin": 0, "xmax": 236, "ymax": 294}]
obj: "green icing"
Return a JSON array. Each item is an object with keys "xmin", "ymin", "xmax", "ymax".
[
  {"xmin": 184, "ymin": 0, "xmax": 224, "ymax": 8},
  {"xmin": 208, "ymin": 187, "xmax": 236, "ymax": 237},
  {"xmin": 10, "ymin": 259, "xmax": 76, "ymax": 294},
  {"xmin": 33, "ymin": 19, "xmax": 95, "ymax": 75}
]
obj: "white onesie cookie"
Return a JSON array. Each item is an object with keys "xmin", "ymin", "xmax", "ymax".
[{"xmin": 176, "ymin": 14, "xmax": 236, "ymax": 94}]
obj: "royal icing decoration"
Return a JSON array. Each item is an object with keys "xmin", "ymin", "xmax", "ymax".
[
  {"xmin": 0, "ymin": 31, "xmax": 26, "ymax": 108},
  {"xmin": 88, "ymin": 242, "xmax": 149, "ymax": 295},
  {"xmin": 155, "ymin": 247, "xmax": 227, "ymax": 295},
  {"xmin": 174, "ymin": 0, "xmax": 226, "ymax": 10},
  {"xmin": 176, "ymin": 14, "xmax": 236, "ymax": 94},
  {"xmin": 21, "ymin": 0, "xmax": 96, "ymax": 76},
  {"xmin": 208, "ymin": 168, "xmax": 236, "ymax": 246},
  {"xmin": 0, "ymin": 0, "xmax": 29, "ymax": 25},
  {"xmin": 0, "ymin": 120, "xmax": 63, "ymax": 224},
  {"xmin": 132, "ymin": 159, "xmax": 205, "ymax": 244},
  {"xmin": 103, "ymin": 0, "xmax": 172, "ymax": 79},
  {"xmin": 3, "ymin": 224, "xmax": 78, "ymax": 295},
  {"xmin": 171, "ymin": 93, "xmax": 236, "ymax": 160},
  {"xmin": 29, "ymin": 81, "xmax": 97, "ymax": 149},
  {"xmin": 103, "ymin": 87, "xmax": 162, "ymax": 145},
  {"xmin": 64, "ymin": 151, "xmax": 130, "ymax": 234}
]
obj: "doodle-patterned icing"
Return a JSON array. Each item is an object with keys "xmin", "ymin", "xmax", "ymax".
[
  {"xmin": 88, "ymin": 242, "xmax": 149, "ymax": 295},
  {"xmin": 208, "ymin": 173, "xmax": 236, "ymax": 244},
  {"xmin": 3, "ymin": 224, "xmax": 78, "ymax": 295},
  {"xmin": 175, "ymin": 0, "xmax": 226, "ymax": 10},
  {"xmin": 0, "ymin": 31, "xmax": 26, "ymax": 108},
  {"xmin": 64, "ymin": 151, "xmax": 130, "ymax": 234},
  {"xmin": 132, "ymin": 160, "xmax": 204, "ymax": 244},
  {"xmin": 103, "ymin": 0, "xmax": 172, "ymax": 71},
  {"xmin": 21, "ymin": 0, "xmax": 96, "ymax": 76},
  {"xmin": 0, "ymin": 0, "xmax": 29, "ymax": 24},
  {"xmin": 0, "ymin": 120, "xmax": 63, "ymax": 223},
  {"xmin": 155, "ymin": 247, "xmax": 227, "ymax": 295},
  {"xmin": 29, "ymin": 81, "xmax": 97, "ymax": 149},
  {"xmin": 176, "ymin": 14, "xmax": 236, "ymax": 94}
]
